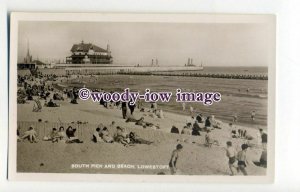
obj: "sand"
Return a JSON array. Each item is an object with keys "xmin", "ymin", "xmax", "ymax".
[{"xmin": 17, "ymin": 91, "xmax": 266, "ymax": 175}]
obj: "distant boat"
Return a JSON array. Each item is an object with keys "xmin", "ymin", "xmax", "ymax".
[{"xmin": 185, "ymin": 58, "xmax": 204, "ymax": 70}]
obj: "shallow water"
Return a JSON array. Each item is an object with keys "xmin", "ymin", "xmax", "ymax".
[{"xmin": 63, "ymin": 73, "xmax": 268, "ymax": 128}]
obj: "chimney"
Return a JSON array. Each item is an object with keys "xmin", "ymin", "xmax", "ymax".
[{"xmin": 107, "ymin": 44, "xmax": 111, "ymax": 57}]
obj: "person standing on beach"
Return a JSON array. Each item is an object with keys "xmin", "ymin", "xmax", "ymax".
[
  {"xmin": 128, "ymin": 101, "xmax": 136, "ymax": 115},
  {"xmin": 237, "ymin": 144, "xmax": 250, "ymax": 176},
  {"xmin": 151, "ymin": 102, "xmax": 158, "ymax": 113},
  {"xmin": 251, "ymin": 110, "xmax": 256, "ymax": 121},
  {"xmin": 121, "ymin": 102, "xmax": 127, "ymax": 119},
  {"xmin": 226, "ymin": 141, "xmax": 238, "ymax": 176},
  {"xmin": 189, "ymin": 105, "xmax": 194, "ymax": 116},
  {"xmin": 259, "ymin": 128, "xmax": 268, "ymax": 150},
  {"xmin": 169, "ymin": 144, "xmax": 183, "ymax": 175},
  {"xmin": 233, "ymin": 114, "xmax": 238, "ymax": 123},
  {"xmin": 182, "ymin": 102, "xmax": 186, "ymax": 111},
  {"xmin": 137, "ymin": 98, "xmax": 142, "ymax": 109}
]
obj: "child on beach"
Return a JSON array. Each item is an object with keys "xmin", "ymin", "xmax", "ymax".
[
  {"xmin": 169, "ymin": 144, "xmax": 183, "ymax": 175},
  {"xmin": 205, "ymin": 130, "xmax": 219, "ymax": 147},
  {"xmin": 237, "ymin": 144, "xmax": 250, "ymax": 175},
  {"xmin": 226, "ymin": 141, "xmax": 238, "ymax": 176}
]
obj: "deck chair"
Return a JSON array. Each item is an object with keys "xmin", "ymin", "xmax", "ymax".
[{"xmin": 33, "ymin": 99, "xmax": 42, "ymax": 112}]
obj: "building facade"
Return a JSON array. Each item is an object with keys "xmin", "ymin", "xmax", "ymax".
[{"xmin": 66, "ymin": 41, "xmax": 113, "ymax": 64}]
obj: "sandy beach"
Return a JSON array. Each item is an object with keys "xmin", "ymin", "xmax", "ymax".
[{"xmin": 17, "ymin": 87, "xmax": 266, "ymax": 175}]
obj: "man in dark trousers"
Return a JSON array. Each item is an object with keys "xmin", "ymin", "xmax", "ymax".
[
  {"xmin": 128, "ymin": 101, "xmax": 136, "ymax": 115},
  {"xmin": 121, "ymin": 102, "xmax": 128, "ymax": 119},
  {"xmin": 259, "ymin": 128, "xmax": 267, "ymax": 150}
]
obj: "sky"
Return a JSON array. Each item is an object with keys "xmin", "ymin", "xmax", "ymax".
[{"xmin": 17, "ymin": 21, "xmax": 273, "ymax": 67}]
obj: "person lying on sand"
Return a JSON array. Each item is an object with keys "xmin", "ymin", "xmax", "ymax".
[
  {"xmin": 169, "ymin": 144, "xmax": 183, "ymax": 175},
  {"xmin": 21, "ymin": 126, "xmax": 38, "ymax": 143},
  {"xmin": 135, "ymin": 117, "xmax": 144, "ymax": 125},
  {"xmin": 114, "ymin": 126, "xmax": 130, "ymax": 147},
  {"xmin": 129, "ymin": 132, "xmax": 153, "ymax": 145},
  {"xmin": 125, "ymin": 116, "xmax": 154, "ymax": 128},
  {"xmin": 101, "ymin": 127, "xmax": 114, "ymax": 143},
  {"xmin": 65, "ymin": 126, "xmax": 83, "ymax": 143},
  {"xmin": 125, "ymin": 114, "xmax": 137, "ymax": 123}
]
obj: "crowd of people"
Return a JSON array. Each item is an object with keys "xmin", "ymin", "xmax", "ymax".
[
  {"xmin": 18, "ymin": 120, "xmax": 154, "ymax": 147},
  {"xmin": 167, "ymin": 111, "xmax": 268, "ymax": 175},
  {"xmin": 17, "ymin": 71, "xmax": 268, "ymax": 176}
]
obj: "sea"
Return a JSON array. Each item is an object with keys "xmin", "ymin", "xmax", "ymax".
[{"xmin": 63, "ymin": 66, "xmax": 268, "ymax": 129}]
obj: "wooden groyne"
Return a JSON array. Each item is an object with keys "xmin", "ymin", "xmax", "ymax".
[{"xmin": 117, "ymin": 71, "xmax": 268, "ymax": 80}]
